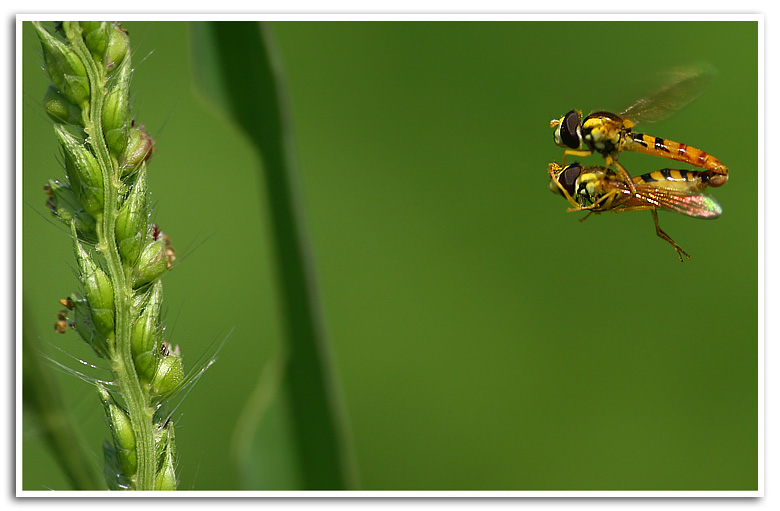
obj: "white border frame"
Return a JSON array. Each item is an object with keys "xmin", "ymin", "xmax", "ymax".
[{"xmin": 13, "ymin": 12, "xmax": 765, "ymax": 500}]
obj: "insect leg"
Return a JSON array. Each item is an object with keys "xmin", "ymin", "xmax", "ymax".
[
  {"xmin": 651, "ymin": 208, "xmax": 691, "ymax": 262},
  {"xmin": 610, "ymin": 158, "xmax": 637, "ymax": 195},
  {"xmin": 565, "ymin": 188, "xmax": 623, "ymax": 213},
  {"xmin": 562, "ymin": 149, "xmax": 593, "ymax": 167}
]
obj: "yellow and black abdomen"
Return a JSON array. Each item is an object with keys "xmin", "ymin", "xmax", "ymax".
[
  {"xmin": 623, "ymin": 133, "xmax": 729, "ymax": 186},
  {"xmin": 632, "ymin": 167, "xmax": 711, "ymax": 193}
]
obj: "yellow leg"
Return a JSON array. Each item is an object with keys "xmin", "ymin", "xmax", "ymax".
[
  {"xmin": 651, "ymin": 209, "xmax": 691, "ymax": 262},
  {"xmin": 562, "ymin": 149, "xmax": 593, "ymax": 167},
  {"xmin": 565, "ymin": 189, "xmax": 623, "ymax": 214}
]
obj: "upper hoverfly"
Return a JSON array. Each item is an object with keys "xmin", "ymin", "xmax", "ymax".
[
  {"xmin": 549, "ymin": 65, "xmax": 729, "ymax": 190},
  {"xmin": 548, "ymin": 160, "xmax": 722, "ymax": 262}
]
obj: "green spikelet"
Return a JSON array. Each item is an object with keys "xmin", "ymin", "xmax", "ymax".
[
  {"xmin": 154, "ymin": 421, "xmax": 177, "ymax": 490},
  {"xmin": 102, "ymin": 59, "xmax": 131, "ymax": 158},
  {"xmin": 133, "ymin": 238, "xmax": 169, "ymax": 289},
  {"xmin": 72, "ymin": 232, "xmax": 115, "ymax": 339},
  {"xmin": 55, "ymin": 125, "xmax": 104, "ymax": 218},
  {"xmin": 151, "ymin": 343, "xmax": 184, "ymax": 398},
  {"xmin": 43, "ymin": 85, "xmax": 83, "ymax": 125},
  {"xmin": 98, "ymin": 387, "xmax": 137, "ymax": 479},
  {"xmin": 45, "ymin": 179, "xmax": 96, "ymax": 242},
  {"xmin": 32, "ymin": 22, "xmax": 90, "ymax": 108},
  {"xmin": 115, "ymin": 166, "xmax": 149, "ymax": 267}
]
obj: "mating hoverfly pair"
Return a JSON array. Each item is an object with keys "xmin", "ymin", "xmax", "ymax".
[{"xmin": 547, "ymin": 65, "xmax": 728, "ymax": 262}]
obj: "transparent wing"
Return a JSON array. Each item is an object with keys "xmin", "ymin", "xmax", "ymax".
[
  {"xmin": 611, "ymin": 180, "xmax": 723, "ymax": 219},
  {"xmin": 619, "ymin": 64, "xmax": 717, "ymax": 125}
]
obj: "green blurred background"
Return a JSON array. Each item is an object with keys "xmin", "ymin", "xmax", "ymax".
[{"xmin": 21, "ymin": 20, "xmax": 758, "ymax": 491}]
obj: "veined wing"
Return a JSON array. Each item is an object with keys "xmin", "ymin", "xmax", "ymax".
[
  {"xmin": 611, "ymin": 179, "xmax": 723, "ymax": 219},
  {"xmin": 619, "ymin": 64, "xmax": 717, "ymax": 125}
]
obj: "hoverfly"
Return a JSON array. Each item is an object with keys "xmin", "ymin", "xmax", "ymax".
[
  {"xmin": 548, "ymin": 160, "xmax": 722, "ymax": 262},
  {"xmin": 550, "ymin": 65, "xmax": 728, "ymax": 191}
]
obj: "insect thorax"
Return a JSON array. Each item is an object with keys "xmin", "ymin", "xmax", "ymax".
[
  {"xmin": 581, "ymin": 115, "xmax": 626, "ymax": 155},
  {"xmin": 574, "ymin": 172, "xmax": 604, "ymax": 207}
]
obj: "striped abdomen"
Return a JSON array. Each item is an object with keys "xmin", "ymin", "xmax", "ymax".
[
  {"xmin": 624, "ymin": 133, "xmax": 728, "ymax": 187},
  {"xmin": 632, "ymin": 168, "xmax": 711, "ymax": 193}
]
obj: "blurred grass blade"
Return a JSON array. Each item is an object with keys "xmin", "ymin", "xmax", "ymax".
[
  {"xmin": 190, "ymin": 21, "xmax": 356, "ymax": 490},
  {"xmin": 22, "ymin": 300, "xmax": 103, "ymax": 490}
]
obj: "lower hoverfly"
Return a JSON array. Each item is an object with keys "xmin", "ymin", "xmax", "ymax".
[{"xmin": 548, "ymin": 160, "xmax": 722, "ymax": 262}]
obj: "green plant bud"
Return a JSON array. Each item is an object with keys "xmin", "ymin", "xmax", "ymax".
[
  {"xmin": 102, "ymin": 60, "xmax": 132, "ymax": 157},
  {"xmin": 131, "ymin": 279, "xmax": 162, "ymax": 358},
  {"xmin": 155, "ymin": 459, "xmax": 177, "ymax": 490},
  {"xmin": 155, "ymin": 420, "xmax": 174, "ymax": 460},
  {"xmin": 155, "ymin": 452, "xmax": 177, "ymax": 491},
  {"xmin": 46, "ymin": 180, "xmax": 97, "ymax": 241},
  {"xmin": 98, "ymin": 387, "xmax": 137, "ymax": 478},
  {"xmin": 80, "ymin": 21, "xmax": 110, "ymax": 67},
  {"xmin": 110, "ymin": 407, "xmax": 138, "ymax": 479},
  {"xmin": 102, "ymin": 441, "xmax": 131, "ymax": 490},
  {"xmin": 121, "ymin": 123, "xmax": 155, "ymax": 177},
  {"xmin": 133, "ymin": 239, "xmax": 168, "ymax": 288},
  {"xmin": 106, "ymin": 24, "xmax": 130, "ymax": 70},
  {"xmin": 73, "ymin": 237, "xmax": 115, "ymax": 337},
  {"xmin": 72, "ymin": 295, "xmax": 110, "ymax": 358},
  {"xmin": 151, "ymin": 347, "xmax": 184, "ymax": 398},
  {"xmin": 78, "ymin": 21, "xmax": 103, "ymax": 33},
  {"xmin": 33, "ymin": 22, "xmax": 90, "ymax": 108},
  {"xmin": 155, "ymin": 421, "xmax": 177, "ymax": 490},
  {"xmin": 134, "ymin": 351, "xmax": 159, "ymax": 384},
  {"xmin": 119, "ymin": 230, "xmax": 150, "ymax": 270},
  {"xmin": 55, "ymin": 125, "xmax": 104, "ymax": 218},
  {"xmin": 115, "ymin": 168, "xmax": 149, "ymax": 266},
  {"xmin": 43, "ymin": 85, "xmax": 83, "ymax": 125}
]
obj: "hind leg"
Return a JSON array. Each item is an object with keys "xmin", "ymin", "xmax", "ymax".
[{"xmin": 651, "ymin": 209, "xmax": 691, "ymax": 262}]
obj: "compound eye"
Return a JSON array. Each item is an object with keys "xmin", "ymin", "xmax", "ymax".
[
  {"xmin": 557, "ymin": 163, "xmax": 582, "ymax": 197},
  {"xmin": 560, "ymin": 110, "xmax": 582, "ymax": 149}
]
